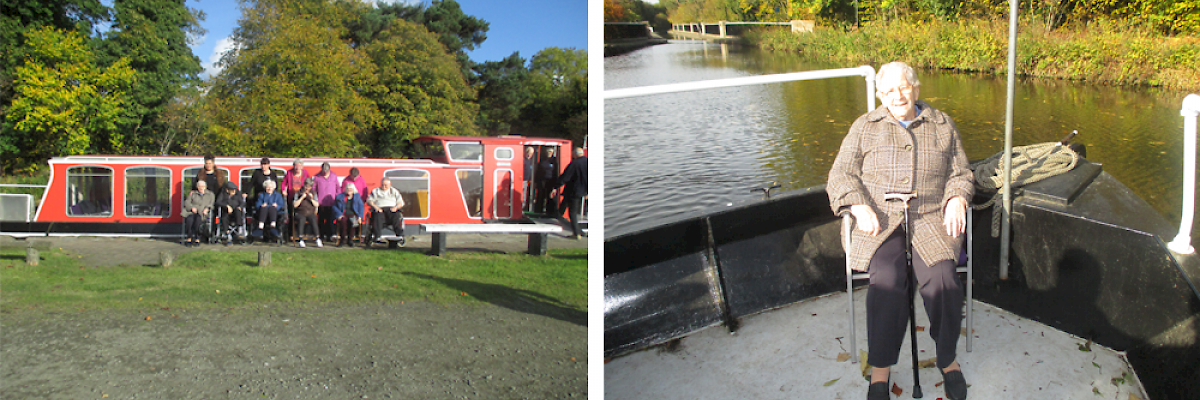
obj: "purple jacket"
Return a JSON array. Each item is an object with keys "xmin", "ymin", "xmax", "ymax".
[{"xmin": 313, "ymin": 171, "xmax": 341, "ymax": 207}]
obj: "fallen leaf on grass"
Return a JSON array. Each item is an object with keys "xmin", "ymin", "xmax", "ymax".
[
  {"xmin": 461, "ymin": 292, "xmax": 468, "ymax": 296},
  {"xmin": 215, "ymin": 290, "xmax": 220, "ymax": 294},
  {"xmin": 823, "ymin": 378, "xmax": 840, "ymax": 387},
  {"xmin": 569, "ymin": 357, "xmax": 576, "ymax": 362},
  {"xmin": 891, "ymin": 383, "xmax": 903, "ymax": 396},
  {"xmin": 836, "ymin": 352, "xmax": 850, "ymax": 362},
  {"xmin": 378, "ymin": 267, "xmax": 383, "ymax": 270},
  {"xmin": 144, "ymin": 316, "xmax": 152, "ymax": 321},
  {"xmin": 311, "ymin": 274, "xmax": 317, "ymax": 278}
]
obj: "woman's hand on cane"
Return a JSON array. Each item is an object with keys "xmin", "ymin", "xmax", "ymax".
[{"xmin": 849, "ymin": 204, "xmax": 881, "ymax": 236}]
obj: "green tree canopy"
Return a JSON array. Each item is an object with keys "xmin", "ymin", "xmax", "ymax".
[
  {"xmin": 473, "ymin": 52, "xmax": 533, "ymax": 136},
  {"xmin": 205, "ymin": 0, "xmax": 381, "ymax": 157},
  {"xmin": 521, "ymin": 47, "xmax": 588, "ymax": 145},
  {"xmin": 361, "ymin": 18, "xmax": 479, "ymax": 158},
  {"xmin": 97, "ymin": 0, "xmax": 206, "ymax": 155},
  {"xmin": 5, "ymin": 27, "xmax": 137, "ymax": 169}
]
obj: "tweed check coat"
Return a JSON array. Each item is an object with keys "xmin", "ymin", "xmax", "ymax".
[{"xmin": 827, "ymin": 100, "xmax": 974, "ymax": 272}]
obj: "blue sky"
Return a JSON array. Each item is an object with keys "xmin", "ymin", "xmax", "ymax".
[{"xmin": 186, "ymin": 0, "xmax": 588, "ymax": 78}]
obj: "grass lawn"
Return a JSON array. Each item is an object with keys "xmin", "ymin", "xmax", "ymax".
[{"xmin": 0, "ymin": 247, "xmax": 587, "ymax": 315}]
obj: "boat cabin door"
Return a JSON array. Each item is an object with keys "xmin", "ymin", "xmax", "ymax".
[{"xmin": 483, "ymin": 143, "xmax": 520, "ymax": 220}]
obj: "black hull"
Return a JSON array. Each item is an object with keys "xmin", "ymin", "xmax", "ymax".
[
  {"xmin": 1, "ymin": 222, "xmax": 184, "ymax": 236},
  {"xmin": 604, "ymin": 160, "xmax": 1200, "ymax": 399}
]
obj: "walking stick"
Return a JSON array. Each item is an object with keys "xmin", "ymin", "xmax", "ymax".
[{"xmin": 884, "ymin": 192, "xmax": 923, "ymax": 399}]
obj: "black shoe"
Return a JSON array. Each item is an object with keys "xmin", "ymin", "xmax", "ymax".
[
  {"xmin": 867, "ymin": 380, "xmax": 890, "ymax": 400},
  {"xmin": 942, "ymin": 369, "xmax": 967, "ymax": 400}
]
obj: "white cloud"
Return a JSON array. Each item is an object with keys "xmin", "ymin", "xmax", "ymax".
[{"xmin": 202, "ymin": 36, "xmax": 237, "ymax": 79}]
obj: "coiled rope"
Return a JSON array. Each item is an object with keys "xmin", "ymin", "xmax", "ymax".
[{"xmin": 972, "ymin": 142, "xmax": 1080, "ymax": 236}]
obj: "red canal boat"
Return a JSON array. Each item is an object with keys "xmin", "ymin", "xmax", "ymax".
[{"xmin": 0, "ymin": 135, "xmax": 577, "ymax": 238}]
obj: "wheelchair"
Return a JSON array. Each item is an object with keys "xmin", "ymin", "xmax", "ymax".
[
  {"xmin": 364, "ymin": 207, "xmax": 406, "ymax": 248},
  {"xmin": 214, "ymin": 204, "xmax": 248, "ymax": 245},
  {"xmin": 248, "ymin": 204, "xmax": 287, "ymax": 245}
]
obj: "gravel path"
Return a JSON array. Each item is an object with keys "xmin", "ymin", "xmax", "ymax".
[
  {"xmin": 2, "ymin": 302, "xmax": 586, "ymax": 399},
  {"xmin": 0, "ymin": 234, "xmax": 588, "ymax": 399}
]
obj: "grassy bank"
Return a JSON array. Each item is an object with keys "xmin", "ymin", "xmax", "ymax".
[
  {"xmin": 750, "ymin": 19, "xmax": 1200, "ymax": 90},
  {"xmin": 0, "ymin": 247, "xmax": 587, "ymax": 314}
]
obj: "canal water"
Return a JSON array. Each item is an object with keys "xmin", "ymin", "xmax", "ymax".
[{"xmin": 604, "ymin": 41, "xmax": 1198, "ymax": 239}]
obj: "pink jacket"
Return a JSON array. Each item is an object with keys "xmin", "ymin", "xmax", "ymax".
[
  {"xmin": 313, "ymin": 171, "xmax": 340, "ymax": 207},
  {"xmin": 342, "ymin": 176, "xmax": 368, "ymax": 198}
]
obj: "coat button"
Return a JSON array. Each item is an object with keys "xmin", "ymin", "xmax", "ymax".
[
  {"xmin": 900, "ymin": 177, "xmax": 910, "ymax": 184},
  {"xmin": 904, "ymin": 145, "xmax": 913, "ymax": 151}
]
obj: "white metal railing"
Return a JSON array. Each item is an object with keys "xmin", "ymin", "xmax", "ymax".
[
  {"xmin": 1167, "ymin": 93, "xmax": 1200, "ymax": 254},
  {"xmin": 602, "ymin": 66, "xmax": 878, "ymax": 114}
]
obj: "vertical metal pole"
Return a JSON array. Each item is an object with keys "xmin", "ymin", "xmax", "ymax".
[
  {"xmin": 1169, "ymin": 94, "xmax": 1200, "ymax": 254},
  {"xmin": 1000, "ymin": 0, "xmax": 1019, "ymax": 280}
]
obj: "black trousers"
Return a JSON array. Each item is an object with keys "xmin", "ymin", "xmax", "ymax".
[
  {"xmin": 220, "ymin": 207, "xmax": 244, "ymax": 234},
  {"xmin": 257, "ymin": 206, "xmax": 281, "ymax": 227},
  {"xmin": 867, "ymin": 229, "xmax": 964, "ymax": 370},
  {"xmin": 317, "ymin": 206, "xmax": 334, "ymax": 240},
  {"xmin": 184, "ymin": 213, "xmax": 205, "ymax": 239},
  {"xmin": 372, "ymin": 208, "xmax": 403, "ymax": 237},
  {"xmin": 296, "ymin": 212, "xmax": 319, "ymax": 239},
  {"xmin": 535, "ymin": 182, "xmax": 556, "ymax": 215},
  {"xmin": 558, "ymin": 195, "xmax": 583, "ymax": 236}
]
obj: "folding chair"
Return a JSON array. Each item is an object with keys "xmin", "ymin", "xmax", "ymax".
[{"xmin": 841, "ymin": 210, "xmax": 973, "ymax": 363}]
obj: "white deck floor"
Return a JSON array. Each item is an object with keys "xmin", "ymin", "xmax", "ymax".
[{"xmin": 605, "ymin": 288, "xmax": 1148, "ymax": 400}]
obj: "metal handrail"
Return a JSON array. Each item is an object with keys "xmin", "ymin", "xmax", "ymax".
[
  {"xmin": 0, "ymin": 184, "xmax": 49, "ymax": 188},
  {"xmin": 602, "ymin": 66, "xmax": 877, "ymax": 114},
  {"xmin": 1168, "ymin": 93, "xmax": 1200, "ymax": 254}
]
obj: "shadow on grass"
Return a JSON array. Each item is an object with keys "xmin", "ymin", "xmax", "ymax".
[
  {"xmin": 402, "ymin": 272, "xmax": 586, "ymax": 326},
  {"xmin": 553, "ymin": 253, "xmax": 587, "ymax": 260},
  {"xmin": 0, "ymin": 254, "xmax": 25, "ymax": 261}
]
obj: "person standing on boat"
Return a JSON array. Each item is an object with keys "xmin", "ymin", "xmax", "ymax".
[
  {"xmin": 249, "ymin": 157, "xmax": 280, "ymax": 210},
  {"xmin": 313, "ymin": 162, "xmax": 340, "ymax": 244},
  {"xmin": 535, "ymin": 147, "xmax": 559, "ymax": 215},
  {"xmin": 182, "ymin": 180, "xmax": 215, "ymax": 247},
  {"xmin": 524, "ymin": 146, "xmax": 537, "ymax": 212},
  {"xmin": 557, "ymin": 147, "xmax": 588, "ymax": 239},
  {"xmin": 827, "ymin": 62, "xmax": 972, "ymax": 400},
  {"xmin": 193, "ymin": 155, "xmax": 228, "ymax": 193}
]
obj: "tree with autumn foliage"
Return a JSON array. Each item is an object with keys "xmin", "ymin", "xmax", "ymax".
[
  {"xmin": 5, "ymin": 27, "xmax": 137, "ymax": 168},
  {"xmin": 203, "ymin": 0, "xmax": 381, "ymax": 157}
]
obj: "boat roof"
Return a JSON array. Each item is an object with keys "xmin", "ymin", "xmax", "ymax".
[
  {"xmin": 605, "ymin": 290, "xmax": 1148, "ymax": 399},
  {"xmin": 414, "ymin": 135, "xmax": 571, "ymax": 146},
  {"xmin": 47, "ymin": 155, "xmax": 436, "ymax": 167}
]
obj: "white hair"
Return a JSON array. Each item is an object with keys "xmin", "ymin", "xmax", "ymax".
[
  {"xmin": 263, "ymin": 180, "xmax": 277, "ymax": 190},
  {"xmin": 876, "ymin": 62, "xmax": 920, "ymax": 87},
  {"xmin": 345, "ymin": 184, "xmax": 357, "ymax": 194},
  {"xmin": 196, "ymin": 180, "xmax": 208, "ymax": 187}
]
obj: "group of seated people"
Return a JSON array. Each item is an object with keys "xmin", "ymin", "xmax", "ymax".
[{"xmin": 182, "ymin": 155, "xmax": 406, "ymax": 248}]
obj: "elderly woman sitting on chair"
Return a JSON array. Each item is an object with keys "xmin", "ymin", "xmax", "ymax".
[{"xmin": 827, "ymin": 62, "xmax": 973, "ymax": 400}]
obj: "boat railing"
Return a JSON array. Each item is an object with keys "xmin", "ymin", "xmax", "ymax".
[
  {"xmin": 602, "ymin": 65, "xmax": 878, "ymax": 114},
  {"xmin": 1167, "ymin": 93, "xmax": 1200, "ymax": 254}
]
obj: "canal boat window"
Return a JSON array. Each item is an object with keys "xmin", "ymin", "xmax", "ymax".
[
  {"xmin": 447, "ymin": 142, "xmax": 483, "ymax": 162},
  {"xmin": 66, "ymin": 166, "xmax": 113, "ymax": 217},
  {"xmin": 239, "ymin": 167, "xmax": 286, "ymax": 196},
  {"xmin": 494, "ymin": 148, "xmax": 514, "ymax": 160},
  {"xmin": 181, "ymin": 167, "xmax": 230, "ymax": 216},
  {"xmin": 125, "ymin": 167, "xmax": 171, "ymax": 218},
  {"xmin": 384, "ymin": 169, "xmax": 430, "ymax": 219},
  {"xmin": 456, "ymin": 169, "xmax": 483, "ymax": 218},
  {"xmin": 414, "ymin": 141, "xmax": 445, "ymax": 159}
]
